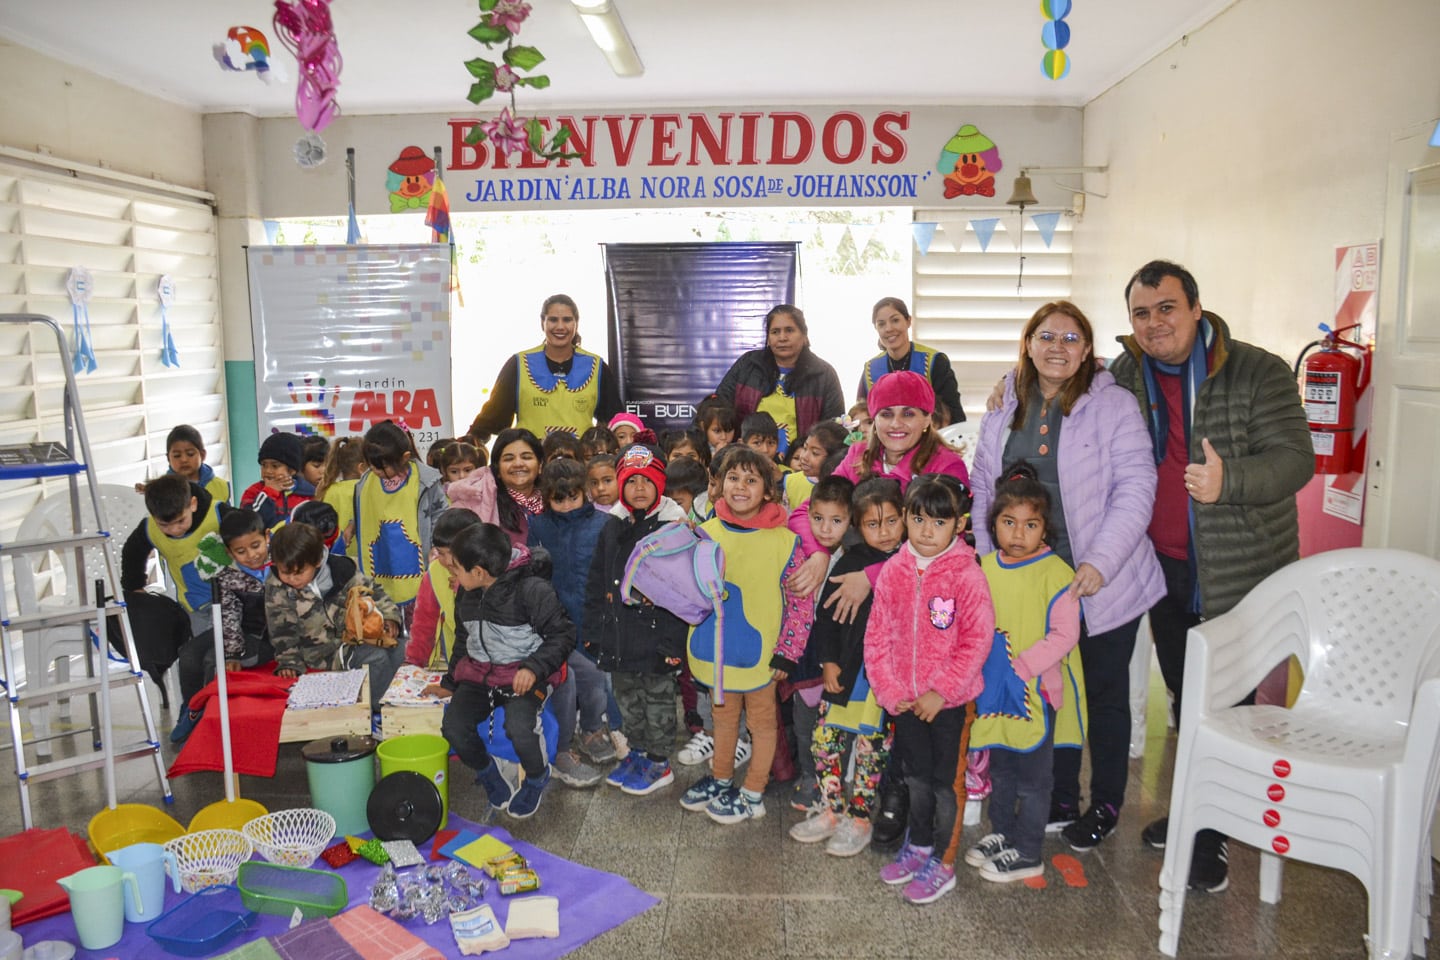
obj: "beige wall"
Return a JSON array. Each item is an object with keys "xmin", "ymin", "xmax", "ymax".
[
  {"xmin": 0, "ymin": 39, "xmax": 204, "ymax": 189},
  {"xmin": 1074, "ymin": 0, "xmax": 1440, "ymax": 362}
]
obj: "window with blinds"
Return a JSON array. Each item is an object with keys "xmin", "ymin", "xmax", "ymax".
[
  {"xmin": 911, "ymin": 208, "xmax": 1072, "ymax": 422},
  {"xmin": 0, "ymin": 159, "xmax": 227, "ymax": 531}
]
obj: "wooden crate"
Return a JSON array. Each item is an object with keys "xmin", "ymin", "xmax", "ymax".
[
  {"xmin": 279, "ymin": 674, "xmax": 371, "ymax": 742},
  {"xmin": 380, "ymin": 701, "xmax": 445, "ymax": 738}
]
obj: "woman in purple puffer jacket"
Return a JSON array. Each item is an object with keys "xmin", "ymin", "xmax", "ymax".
[{"xmin": 971, "ymin": 300, "xmax": 1164, "ymax": 853}]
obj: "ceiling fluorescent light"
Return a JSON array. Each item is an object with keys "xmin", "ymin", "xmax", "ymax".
[{"xmin": 570, "ymin": 0, "xmax": 644, "ymax": 77}]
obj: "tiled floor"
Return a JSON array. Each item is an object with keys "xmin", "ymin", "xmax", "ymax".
[{"xmin": 2, "ymin": 670, "xmax": 1436, "ymax": 959}]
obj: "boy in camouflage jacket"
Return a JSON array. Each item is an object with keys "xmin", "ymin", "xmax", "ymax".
[{"xmin": 264, "ymin": 522, "xmax": 402, "ymax": 704}]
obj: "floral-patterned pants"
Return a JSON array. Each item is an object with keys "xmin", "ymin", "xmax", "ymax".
[{"xmin": 811, "ymin": 701, "xmax": 892, "ymax": 818}]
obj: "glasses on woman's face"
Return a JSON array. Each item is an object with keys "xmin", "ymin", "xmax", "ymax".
[{"xmin": 1032, "ymin": 330, "xmax": 1086, "ymax": 347}]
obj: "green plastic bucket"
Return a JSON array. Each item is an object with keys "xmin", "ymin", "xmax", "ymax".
[{"xmin": 375, "ymin": 734, "xmax": 451, "ymax": 827}]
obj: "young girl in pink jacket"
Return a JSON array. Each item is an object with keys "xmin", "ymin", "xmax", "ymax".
[{"xmin": 865, "ymin": 474, "xmax": 994, "ymax": 906}]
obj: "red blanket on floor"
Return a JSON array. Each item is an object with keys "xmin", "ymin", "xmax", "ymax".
[{"xmin": 168, "ymin": 670, "xmax": 296, "ymax": 779}]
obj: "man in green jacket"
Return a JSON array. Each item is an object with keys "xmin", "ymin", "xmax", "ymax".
[{"xmin": 1110, "ymin": 260, "xmax": 1313, "ymax": 894}]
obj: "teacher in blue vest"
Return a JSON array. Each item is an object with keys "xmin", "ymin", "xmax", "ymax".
[
  {"xmin": 857, "ymin": 297, "xmax": 965, "ymax": 425},
  {"xmin": 468, "ymin": 294, "xmax": 624, "ymax": 443}
]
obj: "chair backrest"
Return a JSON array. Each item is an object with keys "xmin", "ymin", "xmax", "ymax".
[
  {"xmin": 13, "ymin": 484, "xmax": 148, "ymax": 610},
  {"xmin": 1288, "ymin": 548, "xmax": 1440, "ymax": 724}
]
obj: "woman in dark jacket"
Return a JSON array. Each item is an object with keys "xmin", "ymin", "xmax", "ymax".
[{"xmin": 713, "ymin": 304, "xmax": 845, "ymax": 457}]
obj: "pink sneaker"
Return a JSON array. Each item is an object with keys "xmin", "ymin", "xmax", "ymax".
[
  {"xmin": 903, "ymin": 858, "xmax": 956, "ymax": 905},
  {"xmin": 879, "ymin": 842, "xmax": 931, "ymax": 886},
  {"xmin": 965, "ymin": 748, "xmax": 992, "ymax": 801}
]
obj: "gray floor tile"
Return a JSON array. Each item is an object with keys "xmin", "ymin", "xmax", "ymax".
[
  {"xmin": 672, "ymin": 843, "xmax": 782, "ymax": 895},
  {"xmin": 662, "ymin": 897, "xmax": 786, "ymax": 960}
]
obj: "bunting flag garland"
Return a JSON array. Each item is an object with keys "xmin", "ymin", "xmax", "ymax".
[
  {"xmin": 969, "ymin": 217, "xmax": 999, "ymax": 253},
  {"xmin": 937, "ymin": 220, "xmax": 968, "ymax": 253},
  {"xmin": 911, "ymin": 222, "xmax": 937, "ymax": 256},
  {"xmin": 264, "ymin": 220, "xmax": 281, "ymax": 243},
  {"xmin": 157, "ymin": 274, "xmax": 180, "ymax": 367},
  {"xmin": 1031, "ymin": 211, "xmax": 1062, "ymax": 248},
  {"xmin": 66, "ymin": 266, "xmax": 97, "ymax": 375}
]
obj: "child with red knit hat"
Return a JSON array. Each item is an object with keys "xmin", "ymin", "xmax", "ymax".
[{"xmin": 584, "ymin": 443, "xmax": 689, "ymax": 796}]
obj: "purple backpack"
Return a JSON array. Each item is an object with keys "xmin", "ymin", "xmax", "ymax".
[{"xmin": 620, "ymin": 522, "xmax": 726, "ymax": 624}]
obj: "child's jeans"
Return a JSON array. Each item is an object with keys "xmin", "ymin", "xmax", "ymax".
[
  {"xmin": 812, "ymin": 701, "xmax": 891, "ymax": 818},
  {"xmin": 893, "ymin": 704, "xmax": 968, "ymax": 850},
  {"xmin": 552, "ymin": 651, "xmax": 609, "ymax": 754},
  {"xmin": 441, "ymin": 683, "xmax": 548, "ymax": 780},
  {"xmin": 987, "ymin": 707, "xmax": 1057, "ymax": 862},
  {"xmin": 611, "ymin": 671, "xmax": 678, "ymax": 759},
  {"xmin": 712, "ymin": 681, "xmax": 778, "ymax": 794}
]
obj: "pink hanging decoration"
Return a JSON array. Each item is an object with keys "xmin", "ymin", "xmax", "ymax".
[{"xmin": 272, "ymin": 0, "xmax": 342, "ymax": 133}]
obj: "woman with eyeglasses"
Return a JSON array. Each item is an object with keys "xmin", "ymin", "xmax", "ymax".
[{"xmin": 969, "ymin": 300, "xmax": 1164, "ymax": 855}]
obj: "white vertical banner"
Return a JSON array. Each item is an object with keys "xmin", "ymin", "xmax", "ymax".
[{"xmin": 246, "ymin": 244, "xmax": 453, "ymax": 458}]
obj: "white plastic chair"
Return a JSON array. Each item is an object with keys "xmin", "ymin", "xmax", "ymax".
[
  {"xmin": 11, "ymin": 484, "xmax": 150, "ymax": 752},
  {"xmin": 1158, "ymin": 548, "xmax": 1440, "ymax": 960}
]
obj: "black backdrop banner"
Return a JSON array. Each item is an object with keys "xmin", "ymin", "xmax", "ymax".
[{"xmin": 603, "ymin": 241, "xmax": 799, "ymax": 433}]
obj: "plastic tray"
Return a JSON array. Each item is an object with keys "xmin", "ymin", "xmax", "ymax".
[
  {"xmin": 236, "ymin": 860, "xmax": 347, "ymax": 919},
  {"xmin": 145, "ymin": 884, "xmax": 256, "ymax": 957}
]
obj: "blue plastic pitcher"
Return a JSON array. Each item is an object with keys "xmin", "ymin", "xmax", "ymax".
[{"xmin": 106, "ymin": 841, "xmax": 179, "ymax": 923}]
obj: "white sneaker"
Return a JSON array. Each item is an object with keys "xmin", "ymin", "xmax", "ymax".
[
  {"xmin": 824, "ymin": 816, "xmax": 873, "ymax": 857},
  {"xmin": 788, "ymin": 808, "xmax": 840, "ymax": 843},
  {"xmin": 734, "ymin": 736, "xmax": 752, "ymax": 766},
  {"xmin": 677, "ymin": 730, "xmax": 714, "ymax": 766},
  {"xmin": 610, "ymin": 730, "xmax": 629, "ymax": 760}
]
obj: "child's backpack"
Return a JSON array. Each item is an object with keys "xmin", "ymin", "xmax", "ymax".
[{"xmin": 620, "ymin": 523, "xmax": 725, "ymax": 625}]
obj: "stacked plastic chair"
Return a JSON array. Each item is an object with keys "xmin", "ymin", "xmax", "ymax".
[{"xmin": 1159, "ymin": 548, "xmax": 1440, "ymax": 960}]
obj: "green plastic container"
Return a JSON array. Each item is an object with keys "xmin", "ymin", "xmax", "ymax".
[
  {"xmin": 236, "ymin": 862, "xmax": 347, "ymax": 919},
  {"xmin": 376, "ymin": 734, "xmax": 451, "ymax": 827},
  {"xmin": 301, "ymin": 736, "xmax": 377, "ymax": 837}
]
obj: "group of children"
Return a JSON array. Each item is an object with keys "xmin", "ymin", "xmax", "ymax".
[{"xmin": 127, "ymin": 369, "xmax": 1088, "ymax": 904}]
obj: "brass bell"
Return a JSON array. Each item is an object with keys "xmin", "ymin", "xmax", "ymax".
[{"xmin": 1006, "ymin": 174, "xmax": 1038, "ymax": 209}]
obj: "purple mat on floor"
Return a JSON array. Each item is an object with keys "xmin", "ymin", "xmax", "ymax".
[{"xmin": 24, "ymin": 817, "xmax": 658, "ymax": 958}]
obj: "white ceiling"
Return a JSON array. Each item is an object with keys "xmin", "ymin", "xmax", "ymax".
[{"xmin": 0, "ymin": 0, "xmax": 1238, "ymax": 116}]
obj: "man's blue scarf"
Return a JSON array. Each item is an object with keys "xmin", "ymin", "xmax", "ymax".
[{"xmin": 1139, "ymin": 317, "xmax": 1214, "ymax": 614}]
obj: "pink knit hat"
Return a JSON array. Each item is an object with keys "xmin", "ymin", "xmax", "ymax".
[
  {"xmin": 867, "ymin": 370, "xmax": 935, "ymax": 417},
  {"xmin": 608, "ymin": 412, "xmax": 645, "ymax": 435}
]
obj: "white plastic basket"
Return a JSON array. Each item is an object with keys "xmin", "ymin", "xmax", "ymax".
[
  {"xmin": 165, "ymin": 829, "xmax": 253, "ymax": 893},
  {"xmin": 242, "ymin": 809, "xmax": 337, "ymax": 869}
]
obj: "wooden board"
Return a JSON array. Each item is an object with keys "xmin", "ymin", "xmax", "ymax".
[
  {"xmin": 380, "ymin": 702, "xmax": 445, "ymax": 738},
  {"xmin": 279, "ymin": 674, "xmax": 370, "ymax": 743}
]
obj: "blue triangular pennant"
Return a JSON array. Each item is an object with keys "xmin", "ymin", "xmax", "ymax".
[
  {"xmin": 346, "ymin": 202, "xmax": 361, "ymax": 244},
  {"xmin": 1032, "ymin": 211, "xmax": 1062, "ymax": 248},
  {"xmin": 970, "ymin": 217, "xmax": 999, "ymax": 252},
  {"xmin": 263, "ymin": 219, "xmax": 280, "ymax": 244},
  {"xmin": 911, "ymin": 221, "xmax": 937, "ymax": 256}
]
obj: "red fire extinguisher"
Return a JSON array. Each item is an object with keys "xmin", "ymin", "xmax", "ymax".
[{"xmin": 1293, "ymin": 323, "xmax": 1371, "ymax": 475}]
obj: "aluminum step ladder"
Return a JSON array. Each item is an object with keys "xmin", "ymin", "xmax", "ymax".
[{"xmin": 0, "ymin": 313, "xmax": 173, "ymax": 827}]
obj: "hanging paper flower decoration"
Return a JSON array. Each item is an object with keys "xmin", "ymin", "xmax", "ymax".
[
  {"xmin": 489, "ymin": 0, "xmax": 533, "ymax": 35},
  {"xmin": 273, "ymin": 0, "xmax": 343, "ymax": 165},
  {"xmin": 462, "ymin": 0, "xmax": 579, "ymax": 160},
  {"xmin": 480, "ymin": 108, "xmax": 531, "ymax": 157}
]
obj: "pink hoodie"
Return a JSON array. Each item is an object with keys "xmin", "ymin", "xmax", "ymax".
[{"xmin": 864, "ymin": 540, "xmax": 994, "ymax": 713}]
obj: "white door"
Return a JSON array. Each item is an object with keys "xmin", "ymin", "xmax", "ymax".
[{"xmin": 1366, "ymin": 121, "xmax": 1440, "ymax": 557}]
